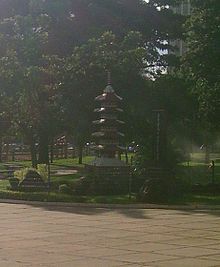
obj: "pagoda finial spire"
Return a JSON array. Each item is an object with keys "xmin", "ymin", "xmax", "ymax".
[
  {"xmin": 107, "ymin": 70, "xmax": 111, "ymax": 85},
  {"xmin": 104, "ymin": 70, "xmax": 114, "ymax": 93}
]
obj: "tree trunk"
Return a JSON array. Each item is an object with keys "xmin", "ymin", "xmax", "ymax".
[
  {"xmin": 30, "ymin": 138, "xmax": 37, "ymax": 168},
  {"xmin": 205, "ymin": 145, "xmax": 210, "ymax": 164},
  {"xmin": 125, "ymin": 150, "xmax": 128, "ymax": 164},
  {"xmin": 78, "ymin": 145, "xmax": 83, "ymax": 164},
  {"xmin": 38, "ymin": 130, "xmax": 49, "ymax": 164},
  {"xmin": 72, "ymin": 148, "xmax": 75, "ymax": 158},
  {"xmin": 0, "ymin": 136, "xmax": 2, "ymax": 162},
  {"xmin": 5, "ymin": 140, "xmax": 9, "ymax": 161},
  {"xmin": 24, "ymin": 128, "xmax": 37, "ymax": 168},
  {"xmin": 50, "ymin": 141, "xmax": 54, "ymax": 163},
  {"xmin": 64, "ymin": 143, "xmax": 68, "ymax": 159},
  {"xmin": 72, "ymin": 137, "xmax": 75, "ymax": 158}
]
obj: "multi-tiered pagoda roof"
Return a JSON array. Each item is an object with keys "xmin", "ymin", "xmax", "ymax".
[{"xmin": 89, "ymin": 76, "xmax": 126, "ymax": 166}]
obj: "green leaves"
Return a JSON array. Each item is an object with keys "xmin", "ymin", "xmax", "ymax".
[
  {"xmin": 0, "ymin": 0, "xmax": 184, "ymax": 163},
  {"xmin": 182, "ymin": 0, "xmax": 220, "ymax": 131}
]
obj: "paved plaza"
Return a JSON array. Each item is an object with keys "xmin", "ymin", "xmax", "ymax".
[{"xmin": 1, "ymin": 203, "xmax": 220, "ymax": 266}]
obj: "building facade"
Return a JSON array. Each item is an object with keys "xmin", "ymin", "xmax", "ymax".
[{"xmin": 171, "ymin": 0, "xmax": 191, "ymax": 57}]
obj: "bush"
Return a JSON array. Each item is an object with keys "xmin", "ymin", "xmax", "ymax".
[
  {"xmin": 14, "ymin": 168, "xmax": 47, "ymax": 192},
  {"xmin": 192, "ymin": 183, "xmax": 220, "ymax": 194},
  {"xmin": 72, "ymin": 175, "xmax": 130, "ymax": 195},
  {"xmin": 59, "ymin": 184, "xmax": 72, "ymax": 194},
  {"xmin": 14, "ymin": 168, "xmax": 29, "ymax": 181},
  {"xmin": 72, "ymin": 176, "xmax": 94, "ymax": 195},
  {"xmin": 133, "ymin": 141, "xmax": 186, "ymax": 177},
  {"xmin": 137, "ymin": 177, "xmax": 189, "ymax": 203},
  {"xmin": 37, "ymin": 164, "xmax": 48, "ymax": 181},
  {"xmin": 9, "ymin": 177, "xmax": 20, "ymax": 190},
  {"xmin": 18, "ymin": 186, "xmax": 48, "ymax": 192},
  {"xmin": 93, "ymin": 176, "xmax": 129, "ymax": 195},
  {"xmin": 14, "ymin": 166, "xmax": 48, "ymax": 182}
]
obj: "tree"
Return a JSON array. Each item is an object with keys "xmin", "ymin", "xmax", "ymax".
[
  {"xmin": 0, "ymin": 0, "xmax": 183, "ymax": 166},
  {"xmin": 0, "ymin": 0, "xmax": 182, "ymax": 59},
  {"xmin": 182, "ymin": 0, "xmax": 220, "ymax": 131},
  {"xmin": 62, "ymin": 31, "xmax": 155, "ymax": 163},
  {"xmin": 0, "ymin": 14, "xmax": 62, "ymax": 166}
]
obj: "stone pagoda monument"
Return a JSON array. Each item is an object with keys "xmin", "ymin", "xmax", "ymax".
[{"xmin": 85, "ymin": 73, "xmax": 130, "ymax": 183}]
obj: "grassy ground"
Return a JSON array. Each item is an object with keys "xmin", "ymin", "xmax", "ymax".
[
  {"xmin": 177, "ymin": 163, "xmax": 216, "ymax": 185},
  {"xmin": 1, "ymin": 156, "xmax": 95, "ymax": 168},
  {"xmin": 190, "ymin": 152, "xmax": 220, "ymax": 163},
  {"xmin": 0, "ymin": 180, "xmax": 9, "ymax": 190},
  {"xmin": 178, "ymin": 153, "xmax": 220, "ymax": 185},
  {"xmin": 53, "ymin": 156, "xmax": 95, "ymax": 168},
  {"xmin": 5, "ymin": 154, "xmax": 132, "ymax": 168},
  {"xmin": 0, "ymin": 153, "xmax": 220, "ymax": 205},
  {"xmin": 164, "ymin": 193, "xmax": 220, "ymax": 206},
  {"xmin": 185, "ymin": 194, "xmax": 220, "ymax": 205},
  {"xmin": 0, "ymin": 157, "xmax": 136, "ymax": 204},
  {"xmin": 0, "ymin": 190, "xmax": 137, "ymax": 204}
]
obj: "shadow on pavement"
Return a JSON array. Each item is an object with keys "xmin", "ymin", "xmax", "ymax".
[
  {"xmin": 4, "ymin": 200, "xmax": 220, "ymax": 219},
  {"xmin": 27, "ymin": 203, "xmax": 152, "ymax": 219}
]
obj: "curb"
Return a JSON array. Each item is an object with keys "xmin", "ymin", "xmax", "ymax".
[{"xmin": 1, "ymin": 199, "xmax": 220, "ymax": 211}]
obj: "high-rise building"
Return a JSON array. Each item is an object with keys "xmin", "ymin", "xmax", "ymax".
[
  {"xmin": 172, "ymin": 0, "xmax": 191, "ymax": 16},
  {"xmin": 171, "ymin": 0, "xmax": 191, "ymax": 57}
]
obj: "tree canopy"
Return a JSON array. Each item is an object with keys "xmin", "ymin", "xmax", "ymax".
[
  {"xmin": 182, "ymin": 0, "xmax": 220, "ymax": 131},
  {"xmin": 0, "ymin": 0, "xmax": 184, "ymax": 164}
]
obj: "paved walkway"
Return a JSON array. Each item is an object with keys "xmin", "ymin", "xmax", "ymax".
[{"xmin": 1, "ymin": 203, "xmax": 220, "ymax": 266}]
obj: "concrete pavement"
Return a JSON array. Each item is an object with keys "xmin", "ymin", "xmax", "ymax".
[{"xmin": 1, "ymin": 203, "xmax": 220, "ymax": 266}]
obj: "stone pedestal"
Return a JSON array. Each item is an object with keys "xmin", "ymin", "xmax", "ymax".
[
  {"xmin": 85, "ymin": 162, "xmax": 131, "ymax": 195},
  {"xmin": 84, "ymin": 74, "xmax": 130, "ymax": 195}
]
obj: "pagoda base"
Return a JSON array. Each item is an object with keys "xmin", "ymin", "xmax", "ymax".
[{"xmin": 84, "ymin": 157, "xmax": 131, "ymax": 195}]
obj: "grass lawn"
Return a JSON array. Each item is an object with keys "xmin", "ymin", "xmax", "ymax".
[
  {"xmin": 166, "ymin": 193, "xmax": 220, "ymax": 206},
  {"xmin": 52, "ymin": 156, "xmax": 95, "ymax": 168},
  {"xmin": 2, "ymin": 154, "xmax": 133, "ymax": 168},
  {"xmin": 49, "ymin": 173, "xmax": 82, "ymax": 190},
  {"xmin": 0, "ymin": 180, "xmax": 9, "ymax": 190},
  {"xmin": 0, "ymin": 188, "xmax": 137, "ymax": 204},
  {"xmin": 0, "ymin": 154, "xmax": 220, "ymax": 206},
  {"xmin": 0, "ymin": 157, "xmax": 137, "ymax": 204},
  {"xmin": 188, "ymin": 194, "xmax": 220, "ymax": 205},
  {"xmin": 1, "ymin": 176, "xmax": 220, "ymax": 206},
  {"xmin": 0, "ymin": 156, "xmax": 97, "ymax": 170},
  {"xmin": 178, "ymin": 155, "xmax": 220, "ymax": 185}
]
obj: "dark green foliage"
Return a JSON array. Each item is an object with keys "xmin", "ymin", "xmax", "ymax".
[
  {"xmin": 93, "ymin": 175, "xmax": 129, "ymax": 195},
  {"xmin": 133, "ymin": 120, "xmax": 189, "ymax": 177},
  {"xmin": 182, "ymin": 0, "xmax": 220, "ymax": 131},
  {"xmin": 71, "ymin": 176, "xmax": 94, "ymax": 195},
  {"xmin": 59, "ymin": 184, "xmax": 72, "ymax": 194},
  {"xmin": 0, "ymin": 0, "xmax": 182, "ymax": 55},
  {"xmin": 130, "ymin": 171, "xmax": 146, "ymax": 193},
  {"xmin": 0, "ymin": 1, "xmax": 184, "ymax": 179},
  {"xmin": 8, "ymin": 177, "xmax": 19, "ymax": 190},
  {"xmin": 17, "ymin": 186, "xmax": 48, "ymax": 192},
  {"xmin": 72, "ymin": 175, "xmax": 130, "ymax": 196},
  {"xmin": 192, "ymin": 183, "xmax": 220, "ymax": 194},
  {"xmin": 137, "ymin": 177, "xmax": 189, "ymax": 203},
  {"xmin": 18, "ymin": 169, "xmax": 47, "ymax": 190},
  {"xmin": 49, "ymin": 176, "xmax": 81, "ymax": 191}
]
